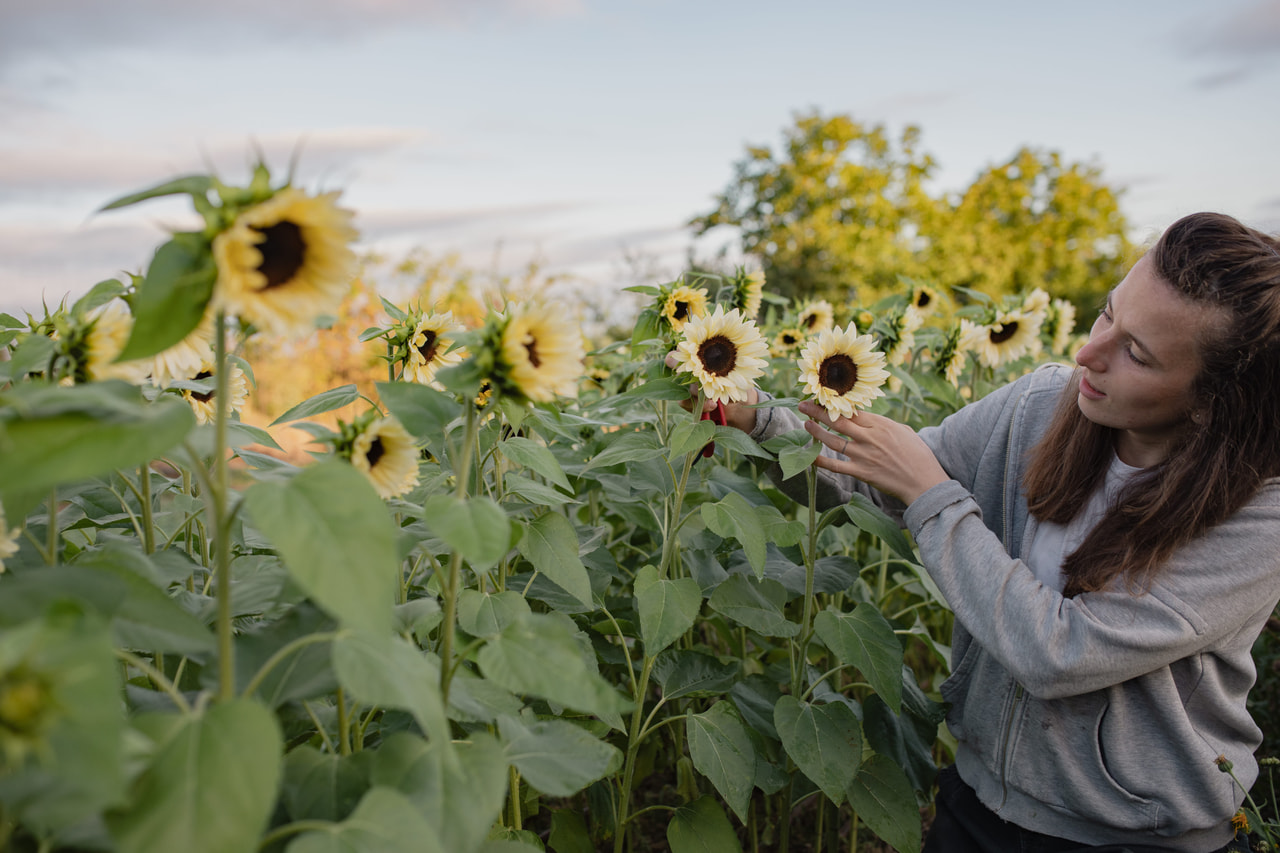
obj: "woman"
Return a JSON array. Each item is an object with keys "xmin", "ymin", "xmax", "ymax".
[{"xmin": 709, "ymin": 213, "xmax": 1280, "ymax": 851}]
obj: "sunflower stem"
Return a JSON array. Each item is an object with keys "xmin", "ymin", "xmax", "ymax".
[
  {"xmin": 45, "ymin": 486, "xmax": 58, "ymax": 567},
  {"xmin": 439, "ymin": 403, "xmax": 478, "ymax": 703},
  {"xmin": 139, "ymin": 462, "xmax": 155, "ymax": 554},
  {"xmin": 212, "ymin": 310, "xmax": 235, "ymax": 703}
]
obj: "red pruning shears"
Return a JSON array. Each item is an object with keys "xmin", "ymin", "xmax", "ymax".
[{"xmin": 699, "ymin": 400, "xmax": 727, "ymax": 459}]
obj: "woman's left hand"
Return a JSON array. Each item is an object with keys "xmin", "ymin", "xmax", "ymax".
[{"xmin": 798, "ymin": 400, "xmax": 949, "ymax": 505}]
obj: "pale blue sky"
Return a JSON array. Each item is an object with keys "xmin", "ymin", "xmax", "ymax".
[{"xmin": 2, "ymin": 0, "xmax": 1279, "ymax": 317}]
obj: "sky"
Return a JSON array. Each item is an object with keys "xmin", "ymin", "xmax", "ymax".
[{"xmin": 3, "ymin": 0, "xmax": 1280, "ymax": 321}]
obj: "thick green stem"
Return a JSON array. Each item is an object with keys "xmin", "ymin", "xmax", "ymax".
[
  {"xmin": 140, "ymin": 462, "xmax": 155, "ymax": 554},
  {"xmin": 213, "ymin": 311, "xmax": 235, "ymax": 702},
  {"xmin": 336, "ymin": 687, "xmax": 352, "ymax": 755},
  {"xmin": 508, "ymin": 765, "xmax": 522, "ymax": 830},
  {"xmin": 46, "ymin": 487, "xmax": 58, "ymax": 566},
  {"xmin": 439, "ymin": 405, "xmax": 478, "ymax": 703},
  {"xmin": 614, "ymin": 655, "xmax": 656, "ymax": 853}
]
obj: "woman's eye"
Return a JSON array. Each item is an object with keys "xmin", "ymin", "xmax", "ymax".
[{"xmin": 1126, "ymin": 347, "xmax": 1146, "ymax": 366}]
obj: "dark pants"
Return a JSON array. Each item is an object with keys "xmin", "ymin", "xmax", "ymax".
[{"xmin": 923, "ymin": 765, "xmax": 1249, "ymax": 853}]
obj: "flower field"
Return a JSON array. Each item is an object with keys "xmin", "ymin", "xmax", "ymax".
[{"xmin": 0, "ymin": 165, "xmax": 1274, "ymax": 853}]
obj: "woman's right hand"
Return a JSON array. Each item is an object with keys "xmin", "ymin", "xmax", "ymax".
[{"xmin": 664, "ymin": 352, "xmax": 760, "ymax": 433}]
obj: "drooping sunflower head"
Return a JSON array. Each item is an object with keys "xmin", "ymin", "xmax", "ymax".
[
  {"xmin": 150, "ymin": 311, "xmax": 218, "ymax": 386},
  {"xmin": 933, "ymin": 322, "xmax": 970, "ymax": 388},
  {"xmin": 909, "ymin": 284, "xmax": 941, "ymax": 317},
  {"xmin": 403, "ymin": 311, "xmax": 466, "ymax": 386},
  {"xmin": 212, "ymin": 187, "xmax": 358, "ymax": 337},
  {"xmin": 731, "ymin": 269, "xmax": 765, "ymax": 319},
  {"xmin": 797, "ymin": 300, "xmax": 835, "ymax": 334},
  {"xmin": 771, "ymin": 326, "xmax": 807, "ymax": 357},
  {"xmin": 79, "ymin": 300, "xmax": 151, "ymax": 385},
  {"xmin": 0, "ymin": 503, "xmax": 20, "ymax": 573},
  {"xmin": 1045, "ymin": 298, "xmax": 1077, "ymax": 355},
  {"xmin": 178, "ymin": 360, "xmax": 249, "ymax": 426},
  {"xmin": 499, "ymin": 302, "xmax": 585, "ymax": 403},
  {"xmin": 659, "ymin": 283, "xmax": 710, "ymax": 333},
  {"xmin": 797, "ymin": 325, "xmax": 891, "ymax": 420},
  {"xmin": 344, "ymin": 415, "xmax": 420, "ymax": 500},
  {"xmin": 670, "ymin": 306, "xmax": 770, "ymax": 404},
  {"xmin": 880, "ymin": 305, "xmax": 924, "ymax": 367},
  {"xmin": 962, "ymin": 308, "xmax": 1044, "ymax": 368}
]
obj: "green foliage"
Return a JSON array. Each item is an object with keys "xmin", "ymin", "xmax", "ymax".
[{"xmin": 692, "ymin": 109, "xmax": 1133, "ymax": 312}]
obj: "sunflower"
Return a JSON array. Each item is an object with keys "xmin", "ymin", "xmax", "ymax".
[
  {"xmin": 349, "ymin": 416, "xmax": 420, "ymax": 499},
  {"xmin": 933, "ymin": 322, "xmax": 969, "ymax": 387},
  {"xmin": 0, "ymin": 504, "xmax": 20, "ymax": 573},
  {"xmin": 179, "ymin": 360, "xmax": 249, "ymax": 426},
  {"xmin": 500, "ymin": 302, "xmax": 585, "ymax": 402},
  {"xmin": 212, "ymin": 188, "xmax": 358, "ymax": 337},
  {"xmin": 150, "ymin": 311, "xmax": 217, "ymax": 385},
  {"xmin": 962, "ymin": 308, "xmax": 1043, "ymax": 368},
  {"xmin": 797, "ymin": 300, "xmax": 835, "ymax": 333},
  {"xmin": 660, "ymin": 283, "xmax": 710, "ymax": 333},
  {"xmin": 403, "ymin": 312, "xmax": 466, "ymax": 386},
  {"xmin": 82, "ymin": 300, "xmax": 151, "ymax": 384},
  {"xmin": 852, "ymin": 309, "xmax": 876, "ymax": 333},
  {"xmin": 1022, "ymin": 287, "xmax": 1051, "ymax": 314},
  {"xmin": 771, "ymin": 326, "xmax": 807, "ymax": 357},
  {"xmin": 881, "ymin": 305, "xmax": 924, "ymax": 367},
  {"xmin": 798, "ymin": 325, "xmax": 890, "ymax": 420},
  {"xmin": 909, "ymin": 284, "xmax": 941, "ymax": 317},
  {"xmin": 732, "ymin": 270, "xmax": 765, "ymax": 319},
  {"xmin": 670, "ymin": 306, "xmax": 769, "ymax": 404},
  {"xmin": 1045, "ymin": 298, "xmax": 1077, "ymax": 355}
]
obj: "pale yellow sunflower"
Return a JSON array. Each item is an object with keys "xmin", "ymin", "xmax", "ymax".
[
  {"xmin": 83, "ymin": 300, "xmax": 151, "ymax": 384},
  {"xmin": 882, "ymin": 305, "xmax": 924, "ymax": 367},
  {"xmin": 961, "ymin": 308, "xmax": 1043, "ymax": 368},
  {"xmin": 150, "ymin": 311, "xmax": 217, "ymax": 385},
  {"xmin": 910, "ymin": 284, "xmax": 942, "ymax": 317},
  {"xmin": 0, "ymin": 504, "xmax": 21, "ymax": 573},
  {"xmin": 500, "ymin": 302, "xmax": 585, "ymax": 403},
  {"xmin": 797, "ymin": 300, "xmax": 835, "ymax": 333},
  {"xmin": 180, "ymin": 361, "xmax": 249, "ymax": 426},
  {"xmin": 1022, "ymin": 288, "xmax": 1051, "ymax": 315},
  {"xmin": 403, "ymin": 312, "xmax": 466, "ymax": 386},
  {"xmin": 735, "ymin": 270, "xmax": 765, "ymax": 319},
  {"xmin": 670, "ymin": 306, "xmax": 769, "ymax": 404},
  {"xmin": 212, "ymin": 188, "xmax": 358, "ymax": 337},
  {"xmin": 771, "ymin": 326, "xmax": 807, "ymax": 357},
  {"xmin": 798, "ymin": 325, "xmax": 890, "ymax": 420},
  {"xmin": 660, "ymin": 284, "xmax": 710, "ymax": 333},
  {"xmin": 1046, "ymin": 298, "xmax": 1077, "ymax": 355},
  {"xmin": 350, "ymin": 416, "xmax": 420, "ymax": 499}
]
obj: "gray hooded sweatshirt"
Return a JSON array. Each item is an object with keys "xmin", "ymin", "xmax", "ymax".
[{"xmin": 750, "ymin": 362, "xmax": 1280, "ymax": 850}]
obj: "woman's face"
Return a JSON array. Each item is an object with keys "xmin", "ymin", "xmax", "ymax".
[{"xmin": 1074, "ymin": 254, "xmax": 1220, "ymax": 467}]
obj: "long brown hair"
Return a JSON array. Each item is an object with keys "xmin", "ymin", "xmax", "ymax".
[{"xmin": 1024, "ymin": 212, "xmax": 1280, "ymax": 595}]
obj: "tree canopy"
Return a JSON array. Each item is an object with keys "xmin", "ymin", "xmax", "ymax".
[{"xmin": 690, "ymin": 110, "xmax": 1134, "ymax": 311}]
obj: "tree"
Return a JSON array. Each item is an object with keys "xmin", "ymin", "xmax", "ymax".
[{"xmin": 691, "ymin": 110, "xmax": 1133, "ymax": 312}]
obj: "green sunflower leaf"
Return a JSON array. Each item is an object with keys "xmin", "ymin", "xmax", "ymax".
[
  {"xmin": 845, "ymin": 754, "xmax": 922, "ymax": 853},
  {"xmin": 813, "ymin": 605, "xmax": 904, "ymax": 713},
  {"xmin": 271, "ymin": 385, "xmax": 360, "ymax": 426},
  {"xmin": 98, "ymin": 174, "xmax": 215, "ymax": 212},
  {"xmin": 118, "ymin": 232, "xmax": 217, "ymax": 361},
  {"xmin": 666, "ymin": 796, "xmax": 744, "ymax": 853},
  {"xmin": 686, "ymin": 701, "xmax": 755, "ymax": 822}
]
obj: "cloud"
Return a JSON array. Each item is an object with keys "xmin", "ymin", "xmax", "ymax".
[
  {"xmin": 0, "ymin": 0, "xmax": 585, "ymax": 76},
  {"xmin": 1187, "ymin": 0, "xmax": 1280, "ymax": 56},
  {"xmin": 0, "ymin": 127, "xmax": 431, "ymax": 198},
  {"xmin": 356, "ymin": 201, "xmax": 590, "ymax": 240}
]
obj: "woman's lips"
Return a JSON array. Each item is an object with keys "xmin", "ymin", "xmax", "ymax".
[{"xmin": 1079, "ymin": 374, "xmax": 1105, "ymax": 400}]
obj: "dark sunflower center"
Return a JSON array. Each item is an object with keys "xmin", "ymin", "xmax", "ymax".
[
  {"xmin": 698, "ymin": 335, "xmax": 737, "ymax": 376},
  {"xmin": 253, "ymin": 220, "xmax": 307, "ymax": 289},
  {"xmin": 524, "ymin": 338, "xmax": 542, "ymax": 368},
  {"xmin": 782, "ymin": 333, "xmax": 799, "ymax": 345},
  {"xmin": 818, "ymin": 354, "xmax": 858, "ymax": 394},
  {"xmin": 191, "ymin": 370, "xmax": 215, "ymax": 403},
  {"xmin": 803, "ymin": 314, "xmax": 819, "ymax": 329},
  {"xmin": 673, "ymin": 300, "xmax": 690, "ymax": 321},
  {"xmin": 989, "ymin": 322, "xmax": 1018, "ymax": 344},
  {"xmin": 916, "ymin": 292, "xmax": 932, "ymax": 308},
  {"xmin": 366, "ymin": 437, "xmax": 385, "ymax": 467},
  {"xmin": 416, "ymin": 330, "xmax": 439, "ymax": 361}
]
